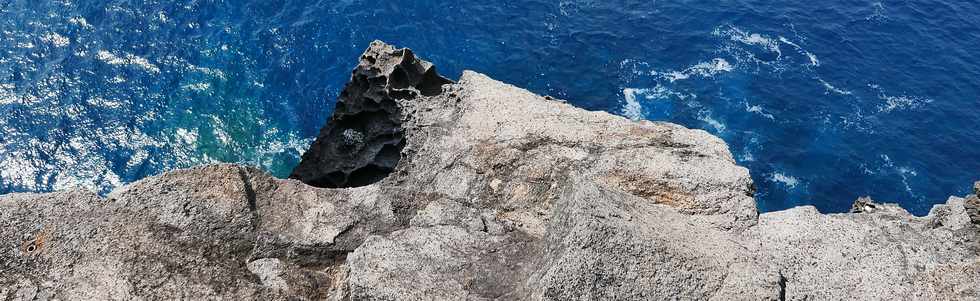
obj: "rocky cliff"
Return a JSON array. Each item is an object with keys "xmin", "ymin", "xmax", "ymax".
[{"xmin": 2, "ymin": 41, "xmax": 978, "ymax": 300}]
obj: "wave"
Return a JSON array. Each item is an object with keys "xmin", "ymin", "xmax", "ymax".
[
  {"xmin": 622, "ymin": 88, "xmax": 646, "ymax": 120},
  {"xmin": 778, "ymin": 36, "xmax": 819, "ymax": 67},
  {"xmin": 68, "ymin": 17, "xmax": 93, "ymax": 29},
  {"xmin": 866, "ymin": 154, "xmax": 921, "ymax": 200},
  {"xmin": 867, "ymin": 2, "xmax": 888, "ymax": 22},
  {"xmin": 181, "ymin": 83, "xmax": 213, "ymax": 93},
  {"xmin": 741, "ymin": 150, "xmax": 755, "ymax": 162},
  {"xmin": 878, "ymin": 95, "xmax": 933, "ymax": 113},
  {"xmin": 868, "ymin": 84, "xmax": 934, "ymax": 113},
  {"xmin": 696, "ymin": 110, "xmax": 727, "ymax": 133},
  {"xmin": 618, "ymin": 56, "xmax": 730, "ymax": 121},
  {"xmin": 714, "ymin": 25, "xmax": 783, "ymax": 59},
  {"xmin": 620, "ymin": 82, "xmax": 698, "ymax": 120},
  {"xmin": 817, "ymin": 78, "xmax": 853, "ymax": 95},
  {"xmin": 0, "ymin": 83, "xmax": 15, "ymax": 105},
  {"xmin": 770, "ymin": 172, "xmax": 800, "ymax": 189},
  {"xmin": 656, "ymin": 58, "xmax": 733, "ymax": 82},
  {"xmin": 41, "ymin": 32, "xmax": 70, "ymax": 48},
  {"xmin": 744, "ymin": 102, "xmax": 775, "ymax": 120},
  {"xmin": 96, "ymin": 50, "xmax": 161, "ymax": 74},
  {"xmin": 251, "ymin": 133, "xmax": 314, "ymax": 170}
]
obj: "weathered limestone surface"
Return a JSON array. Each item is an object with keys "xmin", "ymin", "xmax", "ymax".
[{"xmin": 2, "ymin": 41, "xmax": 979, "ymax": 300}]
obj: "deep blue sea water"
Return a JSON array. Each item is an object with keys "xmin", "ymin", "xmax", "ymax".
[{"xmin": 1, "ymin": 1, "xmax": 978, "ymax": 214}]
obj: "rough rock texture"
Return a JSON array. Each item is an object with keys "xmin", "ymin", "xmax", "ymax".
[
  {"xmin": 3, "ymin": 41, "xmax": 979, "ymax": 300},
  {"xmin": 290, "ymin": 42, "xmax": 453, "ymax": 188}
]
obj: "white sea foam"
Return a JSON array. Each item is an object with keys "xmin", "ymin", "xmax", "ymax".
[
  {"xmin": 192, "ymin": 66, "xmax": 228, "ymax": 80},
  {"xmin": 0, "ymin": 122, "xmax": 163, "ymax": 194},
  {"xmin": 208, "ymin": 116, "xmax": 233, "ymax": 145},
  {"xmin": 712, "ymin": 25, "xmax": 830, "ymax": 76},
  {"xmin": 125, "ymin": 149, "xmax": 150, "ymax": 170},
  {"xmin": 52, "ymin": 162, "xmax": 123, "ymax": 192},
  {"xmin": 662, "ymin": 58, "xmax": 733, "ymax": 82},
  {"xmin": 806, "ymin": 53, "xmax": 819, "ymax": 66},
  {"xmin": 867, "ymin": 2, "xmax": 888, "ymax": 22},
  {"xmin": 85, "ymin": 97, "xmax": 123, "ymax": 109},
  {"xmin": 744, "ymin": 102, "xmax": 775, "ymax": 120},
  {"xmin": 817, "ymin": 78, "xmax": 853, "ymax": 95},
  {"xmin": 770, "ymin": 172, "xmax": 800, "ymax": 188},
  {"xmin": 741, "ymin": 151, "xmax": 755, "ymax": 162},
  {"xmin": 182, "ymin": 82, "xmax": 212, "ymax": 93},
  {"xmin": 176, "ymin": 128, "xmax": 198, "ymax": 145},
  {"xmin": 214, "ymin": 127, "xmax": 232, "ymax": 145},
  {"xmin": 867, "ymin": 154, "xmax": 919, "ymax": 198},
  {"xmin": 0, "ymin": 83, "xmax": 17, "ymax": 105},
  {"xmin": 97, "ymin": 50, "xmax": 161, "ymax": 74},
  {"xmin": 868, "ymin": 84, "xmax": 933, "ymax": 113},
  {"xmin": 68, "ymin": 17, "xmax": 93, "ymax": 29},
  {"xmin": 697, "ymin": 111, "xmax": 726, "ymax": 133},
  {"xmin": 622, "ymin": 88, "xmax": 646, "ymax": 120},
  {"xmin": 897, "ymin": 166, "xmax": 918, "ymax": 197},
  {"xmin": 880, "ymin": 154, "xmax": 893, "ymax": 167},
  {"xmin": 41, "ymin": 32, "xmax": 70, "ymax": 47},
  {"xmin": 96, "ymin": 51, "xmax": 123, "ymax": 64},
  {"xmin": 619, "ymin": 59, "xmax": 651, "ymax": 82},
  {"xmin": 621, "ymin": 85, "xmax": 696, "ymax": 121},
  {"xmin": 877, "ymin": 94, "xmax": 933, "ymax": 113},
  {"xmin": 739, "ymin": 136, "xmax": 762, "ymax": 162},
  {"xmin": 860, "ymin": 163, "xmax": 876, "ymax": 175},
  {"xmin": 252, "ymin": 133, "xmax": 315, "ymax": 169},
  {"xmin": 0, "ymin": 155, "xmax": 40, "ymax": 190},
  {"xmin": 715, "ymin": 26, "xmax": 782, "ymax": 58},
  {"xmin": 157, "ymin": 11, "xmax": 170, "ymax": 23},
  {"xmin": 778, "ymin": 36, "xmax": 819, "ymax": 66}
]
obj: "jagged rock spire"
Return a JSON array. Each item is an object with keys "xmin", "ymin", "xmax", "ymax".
[{"xmin": 290, "ymin": 41, "xmax": 452, "ymax": 188}]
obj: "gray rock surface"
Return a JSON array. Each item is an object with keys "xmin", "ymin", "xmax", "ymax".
[{"xmin": 2, "ymin": 41, "xmax": 978, "ymax": 300}]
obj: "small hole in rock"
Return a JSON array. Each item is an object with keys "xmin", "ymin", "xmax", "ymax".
[
  {"xmin": 346, "ymin": 164, "xmax": 394, "ymax": 187},
  {"xmin": 389, "ymin": 67, "xmax": 410, "ymax": 89},
  {"xmin": 308, "ymin": 171, "xmax": 348, "ymax": 189},
  {"xmin": 418, "ymin": 67, "xmax": 453, "ymax": 96},
  {"xmin": 362, "ymin": 55, "xmax": 376, "ymax": 64}
]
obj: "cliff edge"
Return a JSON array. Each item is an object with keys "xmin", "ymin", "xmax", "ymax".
[{"xmin": 2, "ymin": 41, "xmax": 978, "ymax": 300}]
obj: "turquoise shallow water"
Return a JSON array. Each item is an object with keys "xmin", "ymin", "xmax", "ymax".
[{"xmin": 1, "ymin": 1, "xmax": 978, "ymax": 214}]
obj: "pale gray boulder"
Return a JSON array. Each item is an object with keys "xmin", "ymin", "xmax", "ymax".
[
  {"xmin": 1, "ymin": 166, "xmax": 283, "ymax": 300},
  {"xmin": 746, "ymin": 197, "xmax": 980, "ymax": 300},
  {"xmin": 2, "ymin": 41, "xmax": 978, "ymax": 300}
]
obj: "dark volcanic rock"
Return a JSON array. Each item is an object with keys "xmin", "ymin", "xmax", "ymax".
[
  {"xmin": 3, "ymin": 41, "xmax": 979, "ymax": 300},
  {"xmin": 290, "ymin": 41, "xmax": 453, "ymax": 188}
]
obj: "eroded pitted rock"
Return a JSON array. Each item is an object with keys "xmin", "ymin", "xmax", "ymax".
[{"xmin": 290, "ymin": 41, "xmax": 453, "ymax": 188}]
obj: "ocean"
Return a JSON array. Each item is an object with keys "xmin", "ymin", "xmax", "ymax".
[{"xmin": 1, "ymin": 0, "xmax": 978, "ymax": 214}]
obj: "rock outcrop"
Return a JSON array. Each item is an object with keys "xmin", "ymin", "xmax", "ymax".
[
  {"xmin": 290, "ymin": 44, "xmax": 453, "ymax": 188},
  {"xmin": 2, "ymin": 41, "xmax": 978, "ymax": 300}
]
